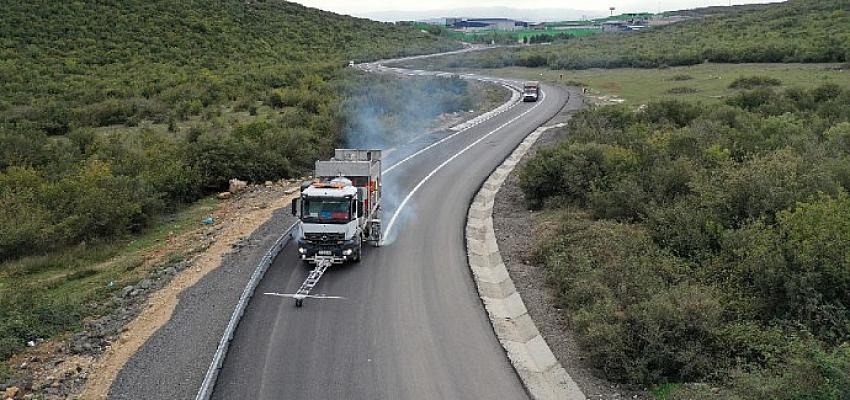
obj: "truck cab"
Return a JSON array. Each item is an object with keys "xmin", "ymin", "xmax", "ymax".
[
  {"xmin": 295, "ymin": 178, "xmax": 363, "ymax": 263},
  {"xmin": 291, "ymin": 149, "xmax": 382, "ymax": 264},
  {"xmin": 523, "ymin": 81, "xmax": 540, "ymax": 102}
]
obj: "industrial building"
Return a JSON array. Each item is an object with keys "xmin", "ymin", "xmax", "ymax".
[{"xmin": 446, "ymin": 18, "xmax": 529, "ymax": 31}]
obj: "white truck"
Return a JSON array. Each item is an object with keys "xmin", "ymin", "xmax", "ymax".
[
  {"xmin": 523, "ymin": 81, "xmax": 540, "ymax": 102},
  {"xmin": 291, "ymin": 149, "xmax": 382, "ymax": 264}
]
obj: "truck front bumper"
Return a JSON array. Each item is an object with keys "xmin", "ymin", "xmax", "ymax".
[{"xmin": 296, "ymin": 239, "xmax": 359, "ymax": 264}]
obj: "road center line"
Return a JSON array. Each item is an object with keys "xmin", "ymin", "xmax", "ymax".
[{"xmin": 382, "ymin": 90, "xmax": 548, "ymax": 242}]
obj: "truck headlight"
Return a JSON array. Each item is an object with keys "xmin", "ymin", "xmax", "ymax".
[
  {"xmin": 342, "ymin": 249, "xmax": 353, "ymax": 256},
  {"xmin": 298, "ymin": 247, "xmax": 306, "ymax": 254}
]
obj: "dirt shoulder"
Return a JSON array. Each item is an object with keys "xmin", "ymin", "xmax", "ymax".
[
  {"xmin": 1, "ymin": 182, "xmax": 299, "ymax": 400},
  {"xmin": 492, "ymin": 89, "xmax": 648, "ymax": 400}
]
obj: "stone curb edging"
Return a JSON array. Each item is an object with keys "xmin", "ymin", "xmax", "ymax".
[
  {"xmin": 465, "ymin": 123, "xmax": 585, "ymax": 400},
  {"xmin": 194, "ymin": 222, "xmax": 297, "ymax": 400}
]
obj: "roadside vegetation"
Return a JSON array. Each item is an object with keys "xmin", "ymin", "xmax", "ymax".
[
  {"xmin": 405, "ymin": 1, "xmax": 850, "ymax": 396},
  {"xmin": 0, "ymin": 0, "xmax": 469, "ymax": 362},
  {"xmin": 522, "ymin": 82, "xmax": 850, "ymax": 397},
  {"xmin": 466, "ymin": 63, "xmax": 850, "ymax": 105},
  {"xmin": 397, "ymin": 0, "xmax": 850, "ymax": 70}
]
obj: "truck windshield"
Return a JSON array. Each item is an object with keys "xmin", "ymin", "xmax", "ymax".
[{"xmin": 303, "ymin": 198, "xmax": 350, "ymax": 224}]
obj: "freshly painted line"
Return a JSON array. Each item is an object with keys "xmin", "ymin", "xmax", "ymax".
[{"xmin": 382, "ymin": 90, "xmax": 547, "ymax": 242}]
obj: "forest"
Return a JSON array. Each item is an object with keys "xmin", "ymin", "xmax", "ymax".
[{"xmin": 522, "ymin": 82, "xmax": 850, "ymax": 398}]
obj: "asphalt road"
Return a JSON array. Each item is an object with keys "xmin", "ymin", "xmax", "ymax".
[{"xmin": 211, "ymin": 76, "xmax": 569, "ymax": 399}]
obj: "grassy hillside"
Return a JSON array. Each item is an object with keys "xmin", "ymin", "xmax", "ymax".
[
  {"xmin": 0, "ymin": 0, "xmax": 459, "ymax": 260},
  {"xmin": 395, "ymin": 0, "xmax": 850, "ymax": 70},
  {"xmin": 0, "ymin": 1, "xmax": 458, "ymax": 134},
  {"xmin": 0, "ymin": 0, "xmax": 466, "ymax": 362}
]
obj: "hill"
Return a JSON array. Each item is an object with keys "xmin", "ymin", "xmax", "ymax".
[
  {"xmin": 0, "ymin": 1, "xmax": 458, "ymax": 134},
  {"xmin": 0, "ymin": 0, "xmax": 460, "ymax": 260},
  {"xmin": 661, "ymin": 2, "xmax": 778, "ymax": 17},
  {"xmin": 396, "ymin": 0, "xmax": 849, "ymax": 70}
]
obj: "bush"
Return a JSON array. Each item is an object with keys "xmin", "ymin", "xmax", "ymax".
[
  {"xmin": 728, "ymin": 342, "xmax": 850, "ymax": 400},
  {"xmin": 537, "ymin": 212, "xmax": 726, "ymax": 383},
  {"xmin": 666, "ymin": 86, "xmax": 700, "ymax": 94},
  {"xmin": 726, "ymin": 88, "xmax": 776, "ymax": 111},
  {"xmin": 728, "ymin": 76, "xmax": 783, "ymax": 89},
  {"xmin": 640, "ymin": 99, "xmax": 702, "ymax": 127},
  {"xmin": 520, "ymin": 143, "xmax": 637, "ymax": 209},
  {"xmin": 722, "ymin": 193, "xmax": 850, "ymax": 342}
]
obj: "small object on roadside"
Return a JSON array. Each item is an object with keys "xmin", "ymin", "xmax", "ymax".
[
  {"xmin": 202, "ymin": 216, "xmax": 214, "ymax": 225},
  {"xmin": 107, "ymin": 281, "xmax": 114, "ymax": 288},
  {"xmin": 217, "ymin": 191, "xmax": 232, "ymax": 200},
  {"xmin": 27, "ymin": 340, "xmax": 36, "ymax": 347},
  {"xmin": 228, "ymin": 178, "xmax": 248, "ymax": 193}
]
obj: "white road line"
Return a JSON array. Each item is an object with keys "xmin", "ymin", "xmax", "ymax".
[{"xmin": 382, "ymin": 90, "xmax": 548, "ymax": 242}]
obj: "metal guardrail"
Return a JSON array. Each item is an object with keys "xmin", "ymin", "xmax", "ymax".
[{"xmin": 195, "ymin": 222, "xmax": 297, "ymax": 400}]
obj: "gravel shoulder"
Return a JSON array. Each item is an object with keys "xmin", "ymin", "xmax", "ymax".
[
  {"xmin": 492, "ymin": 89, "xmax": 648, "ymax": 400},
  {"xmin": 104, "ymin": 188, "xmax": 298, "ymax": 400}
]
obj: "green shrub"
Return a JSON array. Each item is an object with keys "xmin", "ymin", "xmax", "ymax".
[
  {"xmin": 666, "ymin": 86, "xmax": 700, "ymax": 95},
  {"xmin": 722, "ymin": 193, "xmax": 850, "ymax": 342},
  {"xmin": 728, "ymin": 76, "xmax": 783, "ymax": 89},
  {"xmin": 728, "ymin": 342, "xmax": 850, "ymax": 400},
  {"xmin": 726, "ymin": 88, "xmax": 776, "ymax": 111},
  {"xmin": 537, "ymin": 212, "xmax": 727, "ymax": 383}
]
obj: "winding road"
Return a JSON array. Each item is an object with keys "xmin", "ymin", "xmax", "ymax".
[{"xmin": 210, "ymin": 55, "xmax": 569, "ymax": 399}]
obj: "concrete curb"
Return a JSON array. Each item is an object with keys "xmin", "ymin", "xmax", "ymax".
[
  {"xmin": 466, "ymin": 123, "xmax": 585, "ymax": 400},
  {"xmin": 194, "ymin": 222, "xmax": 297, "ymax": 400}
]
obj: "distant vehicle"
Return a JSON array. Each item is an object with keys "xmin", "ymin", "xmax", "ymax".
[
  {"xmin": 523, "ymin": 81, "xmax": 540, "ymax": 102},
  {"xmin": 291, "ymin": 149, "xmax": 382, "ymax": 264}
]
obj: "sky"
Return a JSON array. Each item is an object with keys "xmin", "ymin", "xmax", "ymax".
[{"xmin": 293, "ymin": 0, "xmax": 778, "ymax": 18}]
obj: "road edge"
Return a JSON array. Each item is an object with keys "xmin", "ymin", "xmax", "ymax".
[
  {"xmin": 194, "ymin": 222, "xmax": 296, "ymax": 400},
  {"xmin": 465, "ymin": 118, "xmax": 586, "ymax": 400}
]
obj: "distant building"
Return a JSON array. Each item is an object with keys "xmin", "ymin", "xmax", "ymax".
[
  {"xmin": 601, "ymin": 21, "xmax": 630, "ymax": 32},
  {"xmin": 601, "ymin": 18, "xmax": 648, "ymax": 32},
  {"xmin": 446, "ymin": 18, "xmax": 528, "ymax": 31}
]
